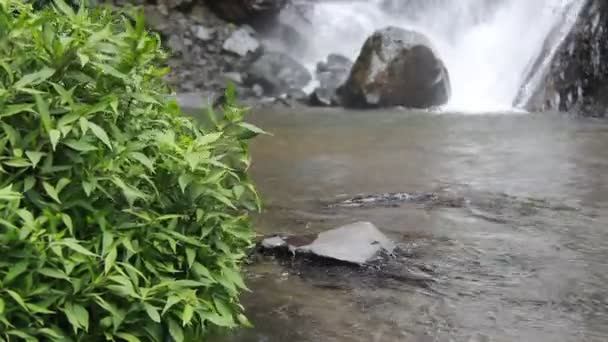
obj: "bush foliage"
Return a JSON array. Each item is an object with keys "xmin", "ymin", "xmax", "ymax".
[{"xmin": 0, "ymin": 1, "xmax": 262, "ymax": 341}]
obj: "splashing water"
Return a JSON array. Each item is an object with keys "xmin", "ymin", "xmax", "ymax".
[{"xmin": 299, "ymin": 0, "xmax": 584, "ymax": 112}]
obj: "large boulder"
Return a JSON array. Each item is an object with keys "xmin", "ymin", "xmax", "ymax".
[
  {"xmin": 517, "ymin": 0, "xmax": 608, "ymax": 117},
  {"xmin": 245, "ymin": 51, "xmax": 312, "ymax": 96},
  {"xmin": 310, "ymin": 54, "xmax": 353, "ymax": 106},
  {"xmin": 337, "ymin": 26, "xmax": 451, "ymax": 109}
]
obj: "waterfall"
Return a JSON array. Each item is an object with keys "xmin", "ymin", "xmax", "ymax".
[{"xmin": 296, "ymin": 0, "xmax": 585, "ymax": 112}]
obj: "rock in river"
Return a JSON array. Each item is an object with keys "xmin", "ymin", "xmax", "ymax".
[
  {"xmin": 261, "ymin": 222, "xmax": 396, "ymax": 265},
  {"xmin": 338, "ymin": 26, "xmax": 451, "ymax": 109},
  {"xmin": 245, "ymin": 51, "xmax": 312, "ymax": 96},
  {"xmin": 310, "ymin": 54, "xmax": 353, "ymax": 107}
]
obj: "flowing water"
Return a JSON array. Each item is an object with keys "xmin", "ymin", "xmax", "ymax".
[
  {"xmin": 204, "ymin": 1, "xmax": 608, "ymax": 340},
  {"xmin": 209, "ymin": 108, "xmax": 608, "ymax": 341},
  {"xmin": 298, "ymin": 0, "xmax": 584, "ymax": 111}
]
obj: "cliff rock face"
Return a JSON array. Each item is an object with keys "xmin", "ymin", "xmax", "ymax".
[{"xmin": 521, "ymin": 0, "xmax": 608, "ymax": 116}]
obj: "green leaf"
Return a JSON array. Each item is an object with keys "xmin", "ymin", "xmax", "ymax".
[
  {"xmin": 53, "ymin": 0, "xmax": 76, "ymax": 17},
  {"xmin": 35, "ymin": 94, "xmax": 52, "ymax": 133},
  {"xmin": 186, "ymin": 248, "xmax": 195, "ymax": 269},
  {"xmin": 167, "ymin": 319, "xmax": 184, "ymax": 342},
  {"xmin": 104, "ymin": 247, "xmax": 117, "ymax": 274},
  {"xmin": 143, "ymin": 303, "xmax": 161, "ymax": 323},
  {"xmin": 52, "ymin": 83, "xmax": 75, "ymax": 106},
  {"xmin": 237, "ymin": 313, "xmax": 253, "ymax": 328},
  {"xmin": 222, "ymin": 267, "xmax": 249, "ymax": 291},
  {"xmin": 178, "ymin": 174, "xmax": 193, "ymax": 193},
  {"xmin": 82, "ymin": 180, "xmax": 96, "ymax": 197},
  {"xmin": 94, "ymin": 62, "xmax": 127, "ymax": 80},
  {"xmin": 6, "ymin": 290, "xmax": 29, "ymax": 312},
  {"xmin": 4, "ymin": 158, "xmax": 32, "ymax": 168},
  {"xmin": 77, "ymin": 52, "xmax": 90, "ymax": 67},
  {"xmin": 14, "ymin": 67, "xmax": 55, "ymax": 89},
  {"xmin": 23, "ymin": 176, "xmax": 36, "ymax": 192},
  {"xmin": 4, "ymin": 261, "xmax": 28, "ymax": 283},
  {"xmin": 116, "ymin": 333, "xmax": 142, "ymax": 342},
  {"xmin": 62, "ymin": 213, "xmax": 73, "ymax": 235},
  {"xmin": 64, "ymin": 139, "xmax": 98, "ymax": 152},
  {"xmin": 56, "ymin": 178, "xmax": 70, "ymax": 193},
  {"xmin": 87, "ymin": 122, "xmax": 112, "ymax": 150},
  {"xmin": 43, "ymin": 181, "xmax": 61, "ymax": 203},
  {"xmin": 129, "ymin": 152, "xmax": 154, "ymax": 172},
  {"xmin": 63, "ymin": 302, "xmax": 89, "ymax": 333},
  {"xmin": 0, "ymin": 103, "xmax": 35, "ymax": 118},
  {"xmin": 111, "ymin": 177, "xmax": 147, "ymax": 206},
  {"xmin": 182, "ymin": 305, "xmax": 194, "ymax": 327},
  {"xmin": 0, "ymin": 185, "xmax": 21, "ymax": 201},
  {"xmin": 38, "ymin": 268, "xmax": 70, "ymax": 281},
  {"xmin": 162, "ymin": 295, "xmax": 180, "ymax": 315},
  {"xmin": 2, "ymin": 123, "xmax": 20, "ymax": 146},
  {"xmin": 0, "ymin": 298, "xmax": 4, "ymax": 315},
  {"xmin": 25, "ymin": 151, "xmax": 45, "ymax": 168},
  {"xmin": 238, "ymin": 122, "xmax": 269, "ymax": 136},
  {"xmin": 49, "ymin": 129, "xmax": 61, "ymax": 151},
  {"xmin": 58, "ymin": 239, "xmax": 96, "ymax": 257},
  {"xmin": 6, "ymin": 330, "xmax": 36, "ymax": 340},
  {"xmin": 196, "ymin": 132, "xmax": 222, "ymax": 146}
]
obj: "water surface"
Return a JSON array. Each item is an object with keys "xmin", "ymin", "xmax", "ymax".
[{"xmin": 213, "ymin": 108, "xmax": 608, "ymax": 342}]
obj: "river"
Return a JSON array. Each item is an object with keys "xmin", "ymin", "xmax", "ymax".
[{"xmin": 210, "ymin": 108, "xmax": 608, "ymax": 341}]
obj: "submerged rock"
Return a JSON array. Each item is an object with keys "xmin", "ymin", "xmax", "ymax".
[
  {"xmin": 519, "ymin": 0, "xmax": 608, "ymax": 117},
  {"xmin": 261, "ymin": 222, "xmax": 396, "ymax": 265},
  {"xmin": 245, "ymin": 51, "xmax": 312, "ymax": 96},
  {"xmin": 338, "ymin": 26, "xmax": 451, "ymax": 109}
]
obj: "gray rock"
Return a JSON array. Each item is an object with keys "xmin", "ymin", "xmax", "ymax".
[
  {"xmin": 338, "ymin": 26, "xmax": 451, "ymax": 109},
  {"xmin": 245, "ymin": 51, "xmax": 312, "ymax": 96},
  {"xmin": 261, "ymin": 222, "xmax": 396, "ymax": 265},
  {"xmin": 252, "ymin": 84, "xmax": 264, "ymax": 97},
  {"xmin": 309, "ymin": 88, "xmax": 334, "ymax": 106},
  {"xmin": 192, "ymin": 25, "xmax": 215, "ymax": 41},
  {"xmin": 310, "ymin": 54, "xmax": 353, "ymax": 107},
  {"xmin": 261, "ymin": 236, "xmax": 287, "ymax": 249},
  {"xmin": 167, "ymin": 34, "xmax": 185, "ymax": 53},
  {"xmin": 222, "ymin": 72, "xmax": 244, "ymax": 85},
  {"xmin": 222, "ymin": 27, "xmax": 262, "ymax": 57}
]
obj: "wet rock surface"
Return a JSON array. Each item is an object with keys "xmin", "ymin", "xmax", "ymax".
[
  {"xmin": 521, "ymin": 0, "xmax": 608, "ymax": 117},
  {"xmin": 338, "ymin": 26, "xmax": 451, "ymax": 109}
]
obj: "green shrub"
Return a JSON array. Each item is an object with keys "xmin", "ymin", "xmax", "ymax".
[{"xmin": 0, "ymin": 1, "xmax": 263, "ymax": 341}]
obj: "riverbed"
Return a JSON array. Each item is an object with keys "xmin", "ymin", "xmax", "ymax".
[{"xmin": 211, "ymin": 108, "xmax": 608, "ymax": 342}]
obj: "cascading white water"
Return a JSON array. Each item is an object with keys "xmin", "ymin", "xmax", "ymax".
[{"xmin": 300, "ymin": 0, "xmax": 584, "ymax": 112}]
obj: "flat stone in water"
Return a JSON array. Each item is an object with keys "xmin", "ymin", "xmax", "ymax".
[
  {"xmin": 261, "ymin": 222, "xmax": 396, "ymax": 265},
  {"xmin": 261, "ymin": 236, "xmax": 287, "ymax": 249},
  {"xmin": 299, "ymin": 222, "xmax": 395, "ymax": 264}
]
